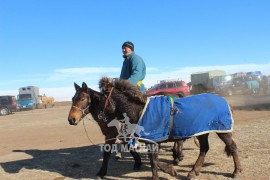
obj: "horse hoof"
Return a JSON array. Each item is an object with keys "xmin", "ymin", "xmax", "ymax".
[
  {"xmin": 178, "ymin": 156, "xmax": 184, "ymax": 161},
  {"xmin": 168, "ymin": 166, "xmax": 177, "ymax": 176},
  {"xmin": 114, "ymin": 155, "xmax": 121, "ymax": 161},
  {"xmin": 96, "ymin": 172, "xmax": 105, "ymax": 180},
  {"xmin": 96, "ymin": 175, "xmax": 103, "ymax": 180},
  {"xmin": 187, "ymin": 172, "xmax": 196, "ymax": 179},
  {"xmin": 171, "ymin": 169, "xmax": 178, "ymax": 176},
  {"xmin": 173, "ymin": 159, "xmax": 179, "ymax": 165},
  {"xmin": 233, "ymin": 168, "xmax": 242, "ymax": 178},
  {"xmin": 133, "ymin": 163, "xmax": 142, "ymax": 171}
]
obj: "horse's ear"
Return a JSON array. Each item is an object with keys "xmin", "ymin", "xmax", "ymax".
[
  {"xmin": 82, "ymin": 82, "xmax": 88, "ymax": 91},
  {"xmin": 74, "ymin": 83, "xmax": 80, "ymax": 91}
]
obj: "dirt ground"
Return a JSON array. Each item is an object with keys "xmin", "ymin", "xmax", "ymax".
[{"xmin": 0, "ymin": 96, "xmax": 270, "ymax": 180}]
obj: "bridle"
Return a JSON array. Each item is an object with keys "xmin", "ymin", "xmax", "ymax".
[
  {"xmin": 72, "ymin": 105, "xmax": 90, "ymax": 118},
  {"xmin": 71, "ymin": 87, "xmax": 114, "ymax": 123},
  {"xmin": 72, "ymin": 100, "xmax": 97, "ymax": 147},
  {"xmin": 69, "ymin": 86, "xmax": 115, "ymax": 147}
]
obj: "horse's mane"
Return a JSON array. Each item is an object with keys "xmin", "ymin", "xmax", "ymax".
[
  {"xmin": 85, "ymin": 86, "xmax": 116, "ymax": 115},
  {"xmin": 99, "ymin": 77, "xmax": 147, "ymax": 104}
]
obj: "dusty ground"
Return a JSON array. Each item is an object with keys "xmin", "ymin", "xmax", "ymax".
[{"xmin": 0, "ymin": 96, "xmax": 270, "ymax": 180}]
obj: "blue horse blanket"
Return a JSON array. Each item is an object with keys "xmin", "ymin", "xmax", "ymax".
[{"xmin": 137, "ymin": 93, "xmax": 233, "ymax": 142}]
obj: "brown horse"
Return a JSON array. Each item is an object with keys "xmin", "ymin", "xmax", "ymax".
[
  {"xmin": 99, "ymin": 77, "xmax": 243, "ymax": 180},
  {"xmin": 68, "ymin": 83, "xmax": 142, "ymax": 179}
]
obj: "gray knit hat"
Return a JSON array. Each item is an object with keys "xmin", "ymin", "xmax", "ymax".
[{"xmin": 122, "ymin": 41, "xmax": 134, "ymax": 51}]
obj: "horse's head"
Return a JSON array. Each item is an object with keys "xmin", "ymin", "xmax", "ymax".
[
  {"xmin": 68, "ymin": 82, "xmax": 91, "ymax": 125},
  {"xmin": 68, "ymin": 82, "xmax": 118, "ymax": 126}
]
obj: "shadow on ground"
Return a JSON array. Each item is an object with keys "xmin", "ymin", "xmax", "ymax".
[{"xmin": 0, "ymin": 145, "xmax": 149, "ymax": 179}]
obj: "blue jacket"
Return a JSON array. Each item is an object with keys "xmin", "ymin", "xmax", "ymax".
[{"xmin": 120, "ymin": 52, "xmax": 146, "ymax": 92}]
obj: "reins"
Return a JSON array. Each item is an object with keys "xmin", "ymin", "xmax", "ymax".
[
  {"xmin": 72, "ymin": 103, "xmax": 99, "ymax": 146},
  {"xmin": 73, "ymin": 87, "xmax": 115, "ymax": 146},
  {"xmin": 103, "ymin": 87, "xmax": 114, "ymax": 112},
  {"xmin": 98, "ymin": 87, "xmax": 114, "ymax": 122},
  {"xmin": 71, "ymin": 86, "xmax": 115, "ymax": 146}
]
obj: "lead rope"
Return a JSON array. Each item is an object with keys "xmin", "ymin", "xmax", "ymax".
[
  {"xmin": 81, "ymin": 86, "xmax": 114, "ymax": 146},
  {"xmin": 80, "ymin": 87, "xmax": 115, "ymax": 147},
  {"xmin": 82, "ymin": 117, "xmax": 100, "ymax": 146},
  {"xmin": 71, "ymin": 104, "xmax": 98, "ymax": 146}
]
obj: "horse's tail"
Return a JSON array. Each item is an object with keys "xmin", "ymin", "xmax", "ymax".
[
  {"xmin": 193, "ymin": 137, "xmax": 200, "ymax": 148},
  {"xmin": 229, "ymin": 103, "xmax": 234, "ymax": 114}
]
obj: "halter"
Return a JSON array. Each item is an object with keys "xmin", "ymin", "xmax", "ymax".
[{"xmin": 72, "ymin": 105, "xmax": 90, "ymax": 119}]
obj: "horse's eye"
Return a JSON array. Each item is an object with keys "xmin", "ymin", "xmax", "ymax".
[{"xmin": 81, "ymin": 98, "xmax": 85, "ymax": 101}]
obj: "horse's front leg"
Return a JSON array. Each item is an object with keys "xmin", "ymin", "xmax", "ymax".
[
  {"xmin": 129, "ymin": 148, "xmax": 142, "ymax": 170},
  {"xmin": 96, "ymin": 139, "xmax": 115, "ymax": 179},
  {"xmin": 96, "ymin": 148, "xmax": 111, "ymax": 179}
]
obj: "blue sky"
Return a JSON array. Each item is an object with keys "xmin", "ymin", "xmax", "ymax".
[{"xmin": 1, "ymin": 0, "xmax": 270, "ymax": 101}]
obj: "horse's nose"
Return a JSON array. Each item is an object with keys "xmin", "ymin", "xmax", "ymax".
[{"xmin": 68, "ymin": 118, "xmax": 76, "ymax": 125}]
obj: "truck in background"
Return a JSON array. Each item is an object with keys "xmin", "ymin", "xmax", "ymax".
[
  {"xmin": 17, "ymin": 86, "xmax": 41, "ymax": 110},
  {"xmin": 214, "ymin": 71, "xmax": 262, "ymax": 96},
  {"xmin": 190, "ymin": 70, "xmax": 226, "ymax": 94}
]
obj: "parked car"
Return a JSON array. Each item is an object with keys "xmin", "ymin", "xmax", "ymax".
[
  {"xmin": 146, "ymin": 80, "xmax": 190, "ymax": 97},
  {"xmin": 0, "ymin": 96, "xmax": 18, "ymax": 116}
]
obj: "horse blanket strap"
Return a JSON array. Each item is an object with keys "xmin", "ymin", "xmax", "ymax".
[
  {"xmin": 168, "ymin": 97, "xmax": 175, "ymax": 140},
  {"xmin": 137, "ymin": 94, "xmax": 233, "ymax": 142}
]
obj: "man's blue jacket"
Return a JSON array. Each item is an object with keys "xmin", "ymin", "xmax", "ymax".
[{"xmin": 120, "ymin": 52, "xmax": 146, "ymax": 92}]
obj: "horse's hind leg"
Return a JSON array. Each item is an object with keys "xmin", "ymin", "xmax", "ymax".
[
  {"xmin": 217, "ymin": 133, "xmax": 242, "ymax": 178},
  {"xmin": 148, "ymin": 146, "xmax": 159, "ymax": 180},
  {"xmin": 187, "ymin": 133, "xmax": 209, "ymax": 179},
  {"xmin": 148, "ymin": 143, "xmax": 177, "ymax": 179},
  {"xmin": 172, "ymin": 141, "xmax": 184, "ymax": 165}
]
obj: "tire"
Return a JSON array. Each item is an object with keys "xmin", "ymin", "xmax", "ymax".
[
  {"xmin": 177, "ymin": 92, "xmax": 185, "ymax": 98},
  {"xmin": 0, "ymin": 107, "xmax": 9, "ymax": 116}
]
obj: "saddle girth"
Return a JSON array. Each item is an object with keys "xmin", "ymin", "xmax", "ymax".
[{"xmin": 168, "ymin": 97, "xmax": 178, "ymax": 140}]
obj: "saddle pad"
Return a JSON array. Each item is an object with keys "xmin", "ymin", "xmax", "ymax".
[{"xmin": 137, "ymin": 93, "xmax": 233, "ymax": 142}]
